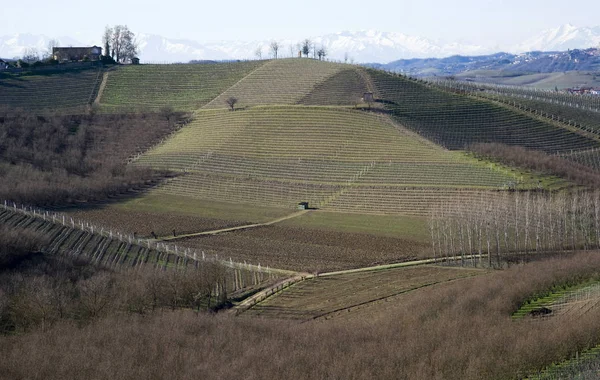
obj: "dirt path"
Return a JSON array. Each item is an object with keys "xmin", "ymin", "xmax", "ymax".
[
  {"xmin": 159, "ymin": 209, "xmax": 310, "ymax": 242},
  {"xmin": 94, "ymin": 72, "xmax": 109, "ymax": 105}
]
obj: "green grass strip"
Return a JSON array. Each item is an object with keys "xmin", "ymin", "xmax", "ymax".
[{"xmin": 512, "ymin": 279, "xmax": 600, "ymax": 320}]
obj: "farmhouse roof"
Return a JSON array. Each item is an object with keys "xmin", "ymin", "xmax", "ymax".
[{"xmin": 53, "ymin": 46, "xmax": 101, "ymax": 50}]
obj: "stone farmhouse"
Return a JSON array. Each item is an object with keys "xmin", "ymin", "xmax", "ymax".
[{"xmin": 52, "ymin": 46, "xmax": 102, "ymax": 62}]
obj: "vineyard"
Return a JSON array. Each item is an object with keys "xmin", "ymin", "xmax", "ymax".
[
  {"xmin": 202, "ymin": 59, "xmax": 347, "ymax": 109},
  {"xmin": 242, "ymin": 265, "xmax": 483, "ymax": 320},
  {"xmin": 5, "ymin": 58, "xmax": 600, "ymax": 379},
  {"xmin": 0, "ymin": 202, "xmax": 287, "ymax": 301},
  {"xmin": 433, "ymin": 79, "xmax": 600, "ymax": 135},
  {"xmin": 134, "ymin": 106, "xmax": 524, "ymax": 213},
  {"xmin": 0, "ymin": 67, "xmax": 102, "ymax": 113},
  {"xmin": 370, "ymin": 70, "xmax": 599, "ymax": 153},
  {"xmin": 98, "ymin": 61, "xmax": 263, "ymax": 111}
]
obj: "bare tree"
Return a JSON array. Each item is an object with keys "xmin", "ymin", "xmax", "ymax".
[
  {"xmin": 302, "ymin": 39, "xmax": 311, "ymax": 57},
  {"xmin": 105, "ymin": 25, "xmax": 138, "ymax": 63},
  {"xmin": 46, "ymin": 39, "xmax": 60, "ymax": 60},
  {"xmin": 254, "ymin": 46, "xmax": 262, "ymax": 60},
  {"xmin": 225, "ymin": 97, "xmax": 238, "ymax": 111},
  {"xmin": 317, "ymin": 46, "xmax": 327, "ymax": 61},
  {"xmin": 270, "ymin": 41, "xmax": 280, "ymax": 59},
  {"xmin": 22, "ymin": 48, "xmax": 40, "ymax": 63}
]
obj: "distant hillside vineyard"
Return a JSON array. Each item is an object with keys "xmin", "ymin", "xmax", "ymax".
[{"xmin": 2, "ymin": 58, "xmax": 599, "ymax": 216}]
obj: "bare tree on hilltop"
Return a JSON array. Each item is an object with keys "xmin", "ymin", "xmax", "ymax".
[
  {"xmin": 270, "ymin": 41, "xmax": 280, "ymax": 59},
  {"xmin": 317, "ymin": 46, "xmax": 327, "ymax": 61},
  {"xmin": 103, "ymin": 25, "xmax": 138, "ymax": 63},
  {"xmin": 302, "ymin": 39, "xmax": 311, "ymax": 58}
]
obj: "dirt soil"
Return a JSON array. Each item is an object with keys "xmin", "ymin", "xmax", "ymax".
[
  {"xmin": 176, "ymin": 224, "xmax": 430, "ymax": 272},
  {"xmin": 64, "ymin": 207, "xmax": 249, "ymax": 238}
]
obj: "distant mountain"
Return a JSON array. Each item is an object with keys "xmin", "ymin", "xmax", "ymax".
[
  {"xmin": 1, "ymin": 24, "xmax": 599, "ymax": 64},
  {"xmin": 516, "ymin": 24, "xmax": 600, "ymax": 52},
  {"xmin": 133, "ymin": 31, "xmax": 488, "ymax": 63},
  {"xmin": 370, "ymin": 48, "xmax": 600, "ymax": 76},
  {"xmin": 0, "ymin": 33, "xmax": 90, "ymax": 60}
]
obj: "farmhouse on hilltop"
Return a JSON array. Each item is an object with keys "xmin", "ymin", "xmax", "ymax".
[{"xmin": 52, "ymin": 46, "xmax": 102, "ymax": 62}]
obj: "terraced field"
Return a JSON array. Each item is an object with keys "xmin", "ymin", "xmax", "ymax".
[
  {"xmin": 99, "ymin": 61, "xmax": 263, "ymax": 111},
  {"xmin": 243, "ymin": 266, "xmax": 484, "ymax": 320},
  {"xmin": 370, "ymin": 70, "xmax": 599, "ymax": 153},
  {"xmin": 0, "ymin": 67, "xmax": 101, "ymax": 112},
  {"xmin": 135, "ymin": 106, "xmax": 520, "ymax": 212}
]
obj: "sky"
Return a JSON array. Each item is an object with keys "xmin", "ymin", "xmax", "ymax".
[{"xmin": 2, "ymin": 0, "xmax": 599, "ymax": 46}]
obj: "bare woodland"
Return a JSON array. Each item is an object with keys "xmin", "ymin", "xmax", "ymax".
[{"xmin": 430, "ymin": 190, "xmax": 600, "ymax": 267}]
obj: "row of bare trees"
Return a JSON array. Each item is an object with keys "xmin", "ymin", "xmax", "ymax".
[
  {"xmin": 430, "ymin": 190, "xmax": 600, "ymax": 267},
  {"xmin": 254, "ymin": 39, "xmax": 328, "ymax": 60}
]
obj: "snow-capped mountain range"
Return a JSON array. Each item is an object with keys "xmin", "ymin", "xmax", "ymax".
[{"xmin": 2, "ymin": 24, "xmax": 600, "ymax": 64}]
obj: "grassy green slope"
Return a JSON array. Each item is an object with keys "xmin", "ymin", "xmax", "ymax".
[
  {"xmin": 99, "ymin": 61, "xmax": 264, "ymax": 111},
  {"xmin": 0, "ymin": 67, "xmax": 101, "ymax": 113}
]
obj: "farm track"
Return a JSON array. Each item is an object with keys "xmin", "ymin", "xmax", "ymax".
[
  {"xmin": 159, "ymin": 209, "xmax": 310, "ymax": 241},
  {"xmin": 94, "ymin": 71, "xmax": 109, "ymax": 104}
]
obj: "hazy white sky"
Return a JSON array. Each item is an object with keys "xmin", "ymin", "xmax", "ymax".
[{"xmin": 2, "ymin": 0, "xmax": 598, "ymax": 44}]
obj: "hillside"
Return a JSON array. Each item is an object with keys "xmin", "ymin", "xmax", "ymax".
[
  {"xmin": 5, "ymin": 55, "xmax": 600, "ymax": 380},
  {"xmin": 202, "ymin": 59, "xmax": 348, "ymax": 109},
  {"xmin": 135, "ymin": 104, "xmax": 522, "ymax": 214},
  {"xmin": 0, "ymin": 66, "xmax": 101, "ymax": 112},
  {"xmin": 98, "ymin": 61, "xmax": 263, "ymax": 111},
  {"xmin": 369, "ymin": 70, "xmax": 599, "ymax": 153}
]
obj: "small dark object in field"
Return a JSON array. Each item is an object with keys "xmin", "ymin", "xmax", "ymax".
[
  {"xmin": 529, "ymin": 307, "xmax": 552, "ymax": 317},
  {"xmin": 173, "ymin": 229, "xmax": 176, "ymax": 237},
  {"xmin": 151, "ymin": 231, "xmax": 157, "ymax": 239}
]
